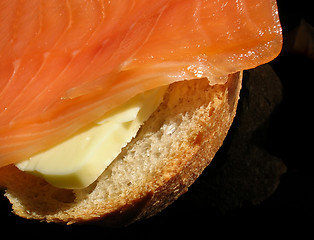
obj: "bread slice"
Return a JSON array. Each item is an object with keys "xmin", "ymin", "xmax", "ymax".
[{"xmin": 0, "ymin": 72, "xmax": 242, "ymax": 226}]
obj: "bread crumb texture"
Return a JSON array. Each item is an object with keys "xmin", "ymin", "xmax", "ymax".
[{"xmin": 0, "ymin": 73, "xmax": 242, "ymax": 226}]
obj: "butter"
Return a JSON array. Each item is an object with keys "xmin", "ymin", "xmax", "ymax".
[{"xmin": 16, "ymin": 86, "xmax": 167, "ymax": 189}]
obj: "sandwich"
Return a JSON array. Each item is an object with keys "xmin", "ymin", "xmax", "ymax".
[{"xmin": 0, "ymin": 0, "xmax": 282, "ymax": 226}]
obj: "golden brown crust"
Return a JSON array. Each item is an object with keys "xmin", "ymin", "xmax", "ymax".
[{"xmin": 0, "ymin": 72, "xmax": 242, "ymax": 226}]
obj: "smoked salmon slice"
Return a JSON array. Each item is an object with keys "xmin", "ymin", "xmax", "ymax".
[{"xmin": 0, "ymin": 0, "xmax": 282, "ymax": 167}]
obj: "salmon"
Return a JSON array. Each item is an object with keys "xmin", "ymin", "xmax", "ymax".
[{"xmin": 0, "ymin": 0, "xmax": 282, "ymax": 167}]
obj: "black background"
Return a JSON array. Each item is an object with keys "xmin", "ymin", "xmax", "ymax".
[{"xmin": 1, "ymin": 0, "xmax": 313, "ymax": 237}]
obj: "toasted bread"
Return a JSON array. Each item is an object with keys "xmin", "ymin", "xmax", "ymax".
[{"xmin": 0, "ymin": 72, "xmax": 242, "ymax": 226}]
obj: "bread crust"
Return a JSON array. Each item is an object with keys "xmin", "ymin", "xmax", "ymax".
[{"xmin": 0, "ymin": 72, "xmax": 242, "ymax": 226}]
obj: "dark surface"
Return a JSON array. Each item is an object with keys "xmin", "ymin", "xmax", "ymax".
[{"xmin": 1, "ymin": 1, "xmax": 313, "ymax": 237}]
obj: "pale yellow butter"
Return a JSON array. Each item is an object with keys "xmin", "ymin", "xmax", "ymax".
[{"xmin": 16, "ymin": 86, "xmax": 167, "ymax": 189}]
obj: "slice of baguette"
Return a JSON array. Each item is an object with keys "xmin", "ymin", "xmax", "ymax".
[{"xmin": 0, "ymin": 72, "xmax": 242, "ymax": 226}]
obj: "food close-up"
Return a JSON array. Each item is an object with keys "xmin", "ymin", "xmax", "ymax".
[{"xmin": 0, "ymin": 0, "xmax": 313, "ymax": 236}]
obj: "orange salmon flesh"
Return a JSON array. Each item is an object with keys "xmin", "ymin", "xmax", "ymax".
[{"xmin": 0, "ymin": 0, "xmax": 282, "ymax": 167}]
